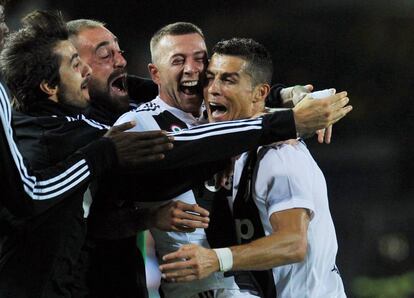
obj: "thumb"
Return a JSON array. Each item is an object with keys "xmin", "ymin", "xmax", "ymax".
[{"xmin": 110, "ymin": 121, "xmax": 136, "ymax": 132}]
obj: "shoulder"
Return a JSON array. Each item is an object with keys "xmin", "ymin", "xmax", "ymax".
[{"xmin": 258, "ymin": 141, "xmax": 311, "ymax": 176}]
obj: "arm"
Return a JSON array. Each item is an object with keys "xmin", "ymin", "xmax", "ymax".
[
  {"xmin": 156, "ymin": 91, "xmax": 350, "ymax": 170},
  {"xmin": 0, "ymin": 82, "xmax": 118, "ymax": 215},
  {"xmin": 114, "ymin": 90, "xmax": 349, "ymax": 173},
  {"xmin": 266, "ymin": 84, "xmax": 335, "ymax": 144},
  {"xmin": 86, "ymin": 200, "xmax": 210, "ymax": 239},
  {"xmin": 266, "ymin": 84, "xmax": 313, "ymax": 108},
  {"xmin": 159, "ymin": 208, "xmax": 310, "ymax": 282},
  {"xmin": 1, "ymin": 81, "xmax": 171, "ymax": 215}
]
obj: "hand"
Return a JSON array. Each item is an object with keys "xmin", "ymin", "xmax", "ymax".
[
  {"xmin": 159, "ymin": 244, "xmax": 219, "ymax": 282},
  {"xmin": 151, "ymin": 200, "xmax": 210, "ymax": 232},
  {"xmin": 103, "ymin": 121, "xmax": 174, "ymax": 166},
  {"xmin": 280, "ymin": 84, "xmax": 313, "ymax": 107},
  {"xmin": 293, "ymin": 91, "xmax": 352, "ymax": 138}
]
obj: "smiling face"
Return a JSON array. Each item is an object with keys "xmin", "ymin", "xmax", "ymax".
[
  {"xmin": 53, "ymin": 40, "xmax": 92, "ymax": 108},
  {"xmin": 149, "ymin": 33, "xmax": 207, "ymax": 116},
  {"xmin": 205, "ymin": 53, "xmax": 264, "ymax": 122},
  {"xmin": 71, "ymin": 26, "xmax": 129, "ymax": 113}
]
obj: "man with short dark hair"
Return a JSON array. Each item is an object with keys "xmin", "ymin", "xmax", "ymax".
[
  {"xmin": 160, "ymin": 38, "xmax": 347, "ymax": 298},
  {"xmin": 118, "ymin": 23, "xmax": 351, "ymax": 297}
]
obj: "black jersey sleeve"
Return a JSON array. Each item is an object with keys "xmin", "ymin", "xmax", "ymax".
[
  {"xmin": 0, "ymin": 82, "xmax": 117, "ymax": 216},
  {"xmin": 137, "ymin": 109, "xmax": 296, "ymax": 172}
]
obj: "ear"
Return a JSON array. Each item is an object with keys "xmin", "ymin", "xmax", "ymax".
[
  {"xmin": 39, "ymin": 80, "xmax": 59, "ymax": 102},
  {"xmin": 148, "ymin": 63, "xmax": 161, "ymax": 85},
  {"xmin": 252, "ymin": 83, "xmax": 271, "ymax": 104}
]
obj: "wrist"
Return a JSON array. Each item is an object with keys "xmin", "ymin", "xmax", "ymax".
[{"xmin": 213, "ymin": 248, "xmax": 233, "ymax": 272}]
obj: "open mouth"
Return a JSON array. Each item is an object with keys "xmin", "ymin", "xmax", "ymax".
[
  {"xmin": 110, "ymin": 74, "xmax": 127, "ymax": 95},
  {"xmin": 179, "ymin": 80, "xmax": 200, "ymax": 96},
  {"xmin": 209, "ymin": 102, "xmax": 228, "ymax": 119},
  {"xmin": 81, "ymin": 78, "xmax": 89, "ymax": 90}
]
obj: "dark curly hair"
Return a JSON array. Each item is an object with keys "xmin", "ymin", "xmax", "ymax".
[
  {"xmin": 0, "ymin": 10, "xmax": 68, "ymax": 112},
  {"xmin": 212, "ymin": 38, "xmax": 273, "ymax": 86}
]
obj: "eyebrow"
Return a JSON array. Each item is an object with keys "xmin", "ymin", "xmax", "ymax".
[
  {"xmin": 95, "ymin": 41, "xmax": 110, "ymax": 51},
  {"xmin": 206, "ymin": 69, "xmax": 240, "ymax": 77},
  {"xmin": 194, "ymin": 50, "xmax": 207, "ymax": 56},
  {"xmin": 95, "ymin": 37, "xmax": 119, "ymax": 51},
  {"xmin": 70, "ymin": 53, "xmax": 79, "ymax": 64}
]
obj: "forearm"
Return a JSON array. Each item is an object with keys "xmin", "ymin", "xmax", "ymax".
[{"xmin": 230, "ymin": 231, "xmax": 307, "ymax": 271}]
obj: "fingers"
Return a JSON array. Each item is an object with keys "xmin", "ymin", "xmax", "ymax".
[
  {"xmin": 324, "ymin": 125, "xmax": 332, "ymax": 144},
  {"xmin": 330, "ymin": 105, "xmax": 353, "ymax": 125},
  {"xmin": 162, "ymin": 248, "xmax": 191, "ymax": 262},
  {"xmin": 324, "ymin": 91, "xmax": 347, "ymax": 107},
  {"xmin": 161, "ymin": 268, "xmax": 198, "ymax": 282},
  {"xmin": 175, "ymin": 201, "xmax": 210, "ymax": 217},
  {"xmin": 316, "ymin": 129, "xmax": 325, "ymax": 144},
  {"xmin": 168, "ymin": 202, "xmax": 210, "ymax": 231},
  {"xmin": 160, "ymin": 259, "xmax": 193, "ymax": 272},
  {"xmin": 162, "ymin": 272, "xmax": 198, "ymax": 283},
  {"xmin": 316, "ymin": 125, "xmax": 332, "ymax": 144},
  {"xmin": 109, "ymin": 121, "xmax": 136, "ymax": 133},
  {"xmin": 320, "ymin": 91, "xmax": 352, "ymax": 126}
]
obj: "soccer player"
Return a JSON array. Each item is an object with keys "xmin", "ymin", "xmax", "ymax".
[
  {"xmin": 118, "ymin": 24, "xmax": 350, "ymax": 297},
  {"xmin": 160, "ymin": 38, "xmax": 347, "ymax": 298}
]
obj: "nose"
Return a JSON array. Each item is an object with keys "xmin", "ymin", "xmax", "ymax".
[
  {"xmin": 114, "ymin": 51, "xmax": 127, "ymax": 68},
  {"xmin": 81, "ymin": 60, "xmax": 92, "ymax": 78},
  {"xmin": 183, "ymin": 59, "xmax": 202, "ymax": 76},
  {"xmin": 208, "ymin": 77, "xmax": 221, "ymax": 96}
]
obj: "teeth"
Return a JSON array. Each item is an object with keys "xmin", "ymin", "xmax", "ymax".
[{"xmin": 181, "ymin": 81, "xmax": 198, "ymax": 87}]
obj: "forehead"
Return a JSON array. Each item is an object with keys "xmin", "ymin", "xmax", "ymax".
[
  {"xmin": 53, "ymin": 40, "xmax": 77, "ymax": 63},
  {"xmin": 158, "ymin": 33, "xmax": 206, "ymax": 55},
  {"xmin": 208, "ymin": 54, "xmax": 248, "ymax": 74},
  {"xmin": 77, "ymin": 26, "xmax": 118, "ymax": 49}
]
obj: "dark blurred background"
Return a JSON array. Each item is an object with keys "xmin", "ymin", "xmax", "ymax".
[{"xmin": 5, "ymin": 0, "xmax": 414, "ymax": 297}]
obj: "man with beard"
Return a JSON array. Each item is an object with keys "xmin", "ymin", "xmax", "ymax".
[
  {"xmin": 116, "ymin": 22, "xmax": 351, "ymax": 297},
  {"xmin": 0, "ymin": 9, "xmax": 182, "ymax": 297},
  {"xmin": 160, "ymin": 38, "xmax": 347, "ymax": 298}
]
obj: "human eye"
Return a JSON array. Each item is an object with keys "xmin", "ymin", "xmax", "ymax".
[
  {"xmin": 206, "ymin": 71, "xmax": 214, "ymax": 79},
  {"xmin": 224, "ymin": 77, "xmax": 236, "ymax": 84},
  {"xmin": 96, "ymin": 47, "xmax": 111, "ymax": 59},
  {"xmin": 171, "ymin": 57, "xmax": 184, "ymax": 65}
]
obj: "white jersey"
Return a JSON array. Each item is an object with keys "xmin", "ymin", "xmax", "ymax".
[
  {"xmin": 233, "ymin": 141, "xmax": 346, "ymax": 298},
  {"xmin": 115, "ymin": 97, "xmax": 249, "ymax": 298}
]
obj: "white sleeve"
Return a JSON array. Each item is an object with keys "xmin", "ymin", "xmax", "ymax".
[
  {"xmin": 114, "ymin": 110, "xmax": 160, "ymax": 132},
  {"xmin": 255, "ymin": 143, "xmax": 316, "ymax": 220}
]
